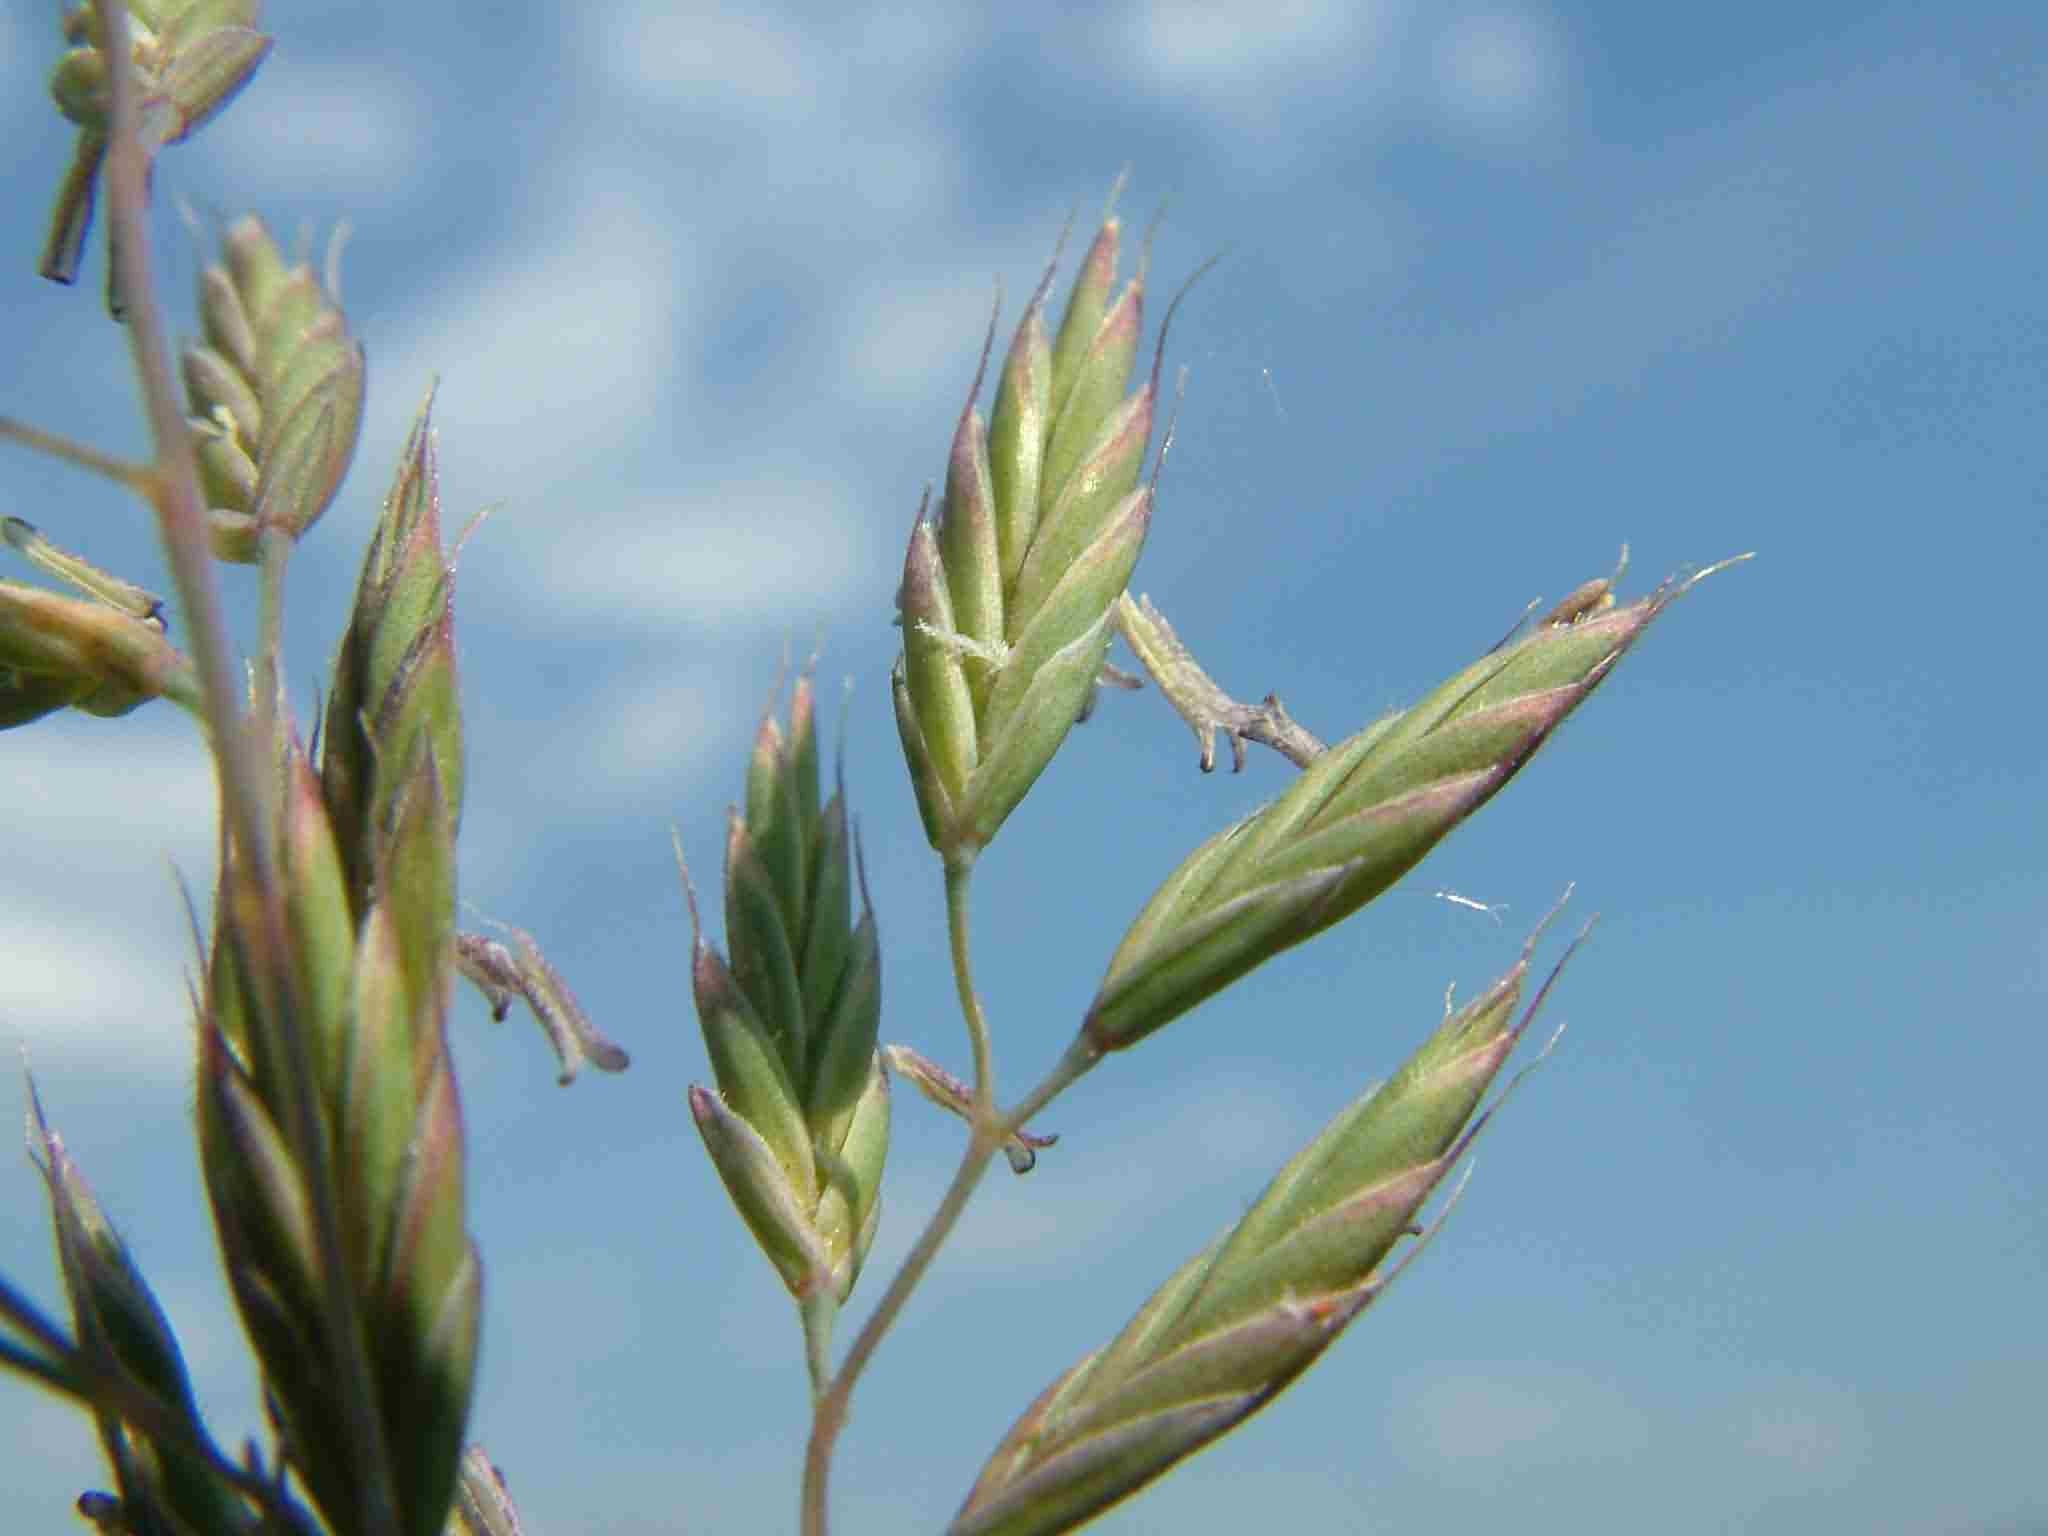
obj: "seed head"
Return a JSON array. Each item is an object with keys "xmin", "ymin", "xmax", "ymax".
[
  {"xmin": 953, "ymin": 925, "xmax": 1581, "ymax": 1536},
  {"xmin": 686, "ymin": 675, "xmax": 890, "ymax": 1314},
  {"xmin": 896, "ymin": 212, "xmax": 1168, "ymax": 866},
  {"xmin": 1083, "ymin": 576, "xmax": 1712, "ymax": 1052}
]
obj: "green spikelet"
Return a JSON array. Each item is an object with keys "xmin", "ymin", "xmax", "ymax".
[
  {"xmin": 896, "ymin": 211, "xmax": 1163, "ymax": 867},
  {"xmin": 197, "ymin": 413, "xmax": 479, "ymax": 1536},
  {"xmin": 1083, "ymin": 571, "xmax": 1731, "ymax": 1052},
  {"xmin": 686, "ymin": 673, "xmax": 890, "ymax": 1375},
  {"xmin": 953, "ymin": 925, "xmax": 1582, "ymax": 1536},
  {"xmin": 183, "ymin": 214, "xmax": 365, "ymax": 562}
]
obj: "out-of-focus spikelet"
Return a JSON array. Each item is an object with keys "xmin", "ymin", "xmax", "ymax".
[
  {"xmin": 197, "ymin": 404, "xmax": 478, "ymax": 1536},
  {"xmin": 182, "ymin": 215, "xmax": 363, "ymax": 562}
]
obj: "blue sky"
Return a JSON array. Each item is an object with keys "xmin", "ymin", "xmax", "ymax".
[{"xmin": 1, "ymin": 2, "xmax": 2043, "ymax": 1532}]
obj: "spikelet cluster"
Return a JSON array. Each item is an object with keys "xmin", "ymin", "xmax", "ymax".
[
  {"xmin": 954, "ymin": 928, "xmax": 1578, "ymax": 1536},
  {"xmin": 196, "ymin": 402, "xmax": 476, "ymax": 1536},
  {"xmin": 895, "ymin": 214, "xmax": 1162, "ymax": 866},
  {"xmin": 687, "ymin": 676, "xmax": 890, "ymax": 1318},
  {"xmin": 42, "ymin": 1, "xmax": 272, "ymax": 292},
  {"xmin": 1083, "ymin": 584, "xmax": 1695, "ymax": 1052},
  {"xmin": 181, "ymin": 215, "xmax": 365, "ymax": 562}
]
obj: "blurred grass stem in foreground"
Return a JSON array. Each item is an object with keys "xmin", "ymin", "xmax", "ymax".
[{"xmin": 91, "ymin": 4, "xmax": 402, "ymax": 1529}]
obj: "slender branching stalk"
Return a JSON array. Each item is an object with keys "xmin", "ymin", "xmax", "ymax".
[
  {"xmin": 801, "ymin": 863, "xmax": 1114, "ymax": 1535},
  {"xmin": 93, "ymin": 0, "xmax": 255, "ymax": 818}
]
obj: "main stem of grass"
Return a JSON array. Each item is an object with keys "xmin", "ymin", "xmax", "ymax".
[
  {"xmin": 94, "ymin": 6, "xmax": 401, "ymax": 1529},
  {"xmin": 802, "ymin": 858, "xmax": 1002, "ymax": 1535},
  {"xmin": 93, "ymin": 0, "xmax": 258, "ymax": 839}
]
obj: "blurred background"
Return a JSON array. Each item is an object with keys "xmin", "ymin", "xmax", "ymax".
[{"xmin": 2, "ymin": 1, "xmax": 2043, "ymax": 1531}]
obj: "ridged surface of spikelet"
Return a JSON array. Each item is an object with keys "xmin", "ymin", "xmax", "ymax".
[{"xmin": 1083, "ymin": 582, "xmax": 1696, "ymax": 1051}]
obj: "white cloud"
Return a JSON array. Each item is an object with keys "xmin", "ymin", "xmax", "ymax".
[
  {"xmin": 1392, "ymin": 1365, "xmax": 1650, "ymax": 1476},
  {"xmin": 585, "ymin": 3, "xmax": 970, "ymax": 253},
  {"xmin": 501, "ymin": 653, "xmax": 743, "ymax": 810},
  {"xmin": 1430, "ymin": 8, "xmax": 1571, "ymax": 152},
  {"xmin": 834, "ymin": 267, "xmax": 1007, "ymax": 407},
  {"xmin": 368, "ymin": 165, "xmax": 698, "ymax": 491},
  {"xmin": 0, "ymin": 723, "xmax": 215, "ymax": 851},
  {"xmin": 511, "ymin": 475, "xmax": 880, "ymax": 630},
  {"xmin": 599, "ymin": 1, "xmax": 980, "ymax": 118},
  {"xmin": 0, "ymin": 908, "xmax": 188, "ymax": 1055},
  {"xmin": 0, "ymin": 726, "xmax": 216, "ymax": 1067},
  {"xmin": 606, "ymin": 5, "xmax": 819, "ymax": 108},
  {"xmin": 211, "ymin": 59, "xmax": 432, "ymax": 202},
  {"xmin": 1413, "ymin": 1370, "xmax": 1563, "ymax": 1460},
  {"xmin": 592, "ymin": 0, "xmax": 981, "ymax": 213},
  {"xmin": 1735, "ymin": 1374, "xmax": 1871, "ymax": 1488},
  {"xmin": 1088, "ymin": 0, "xmax": 1577, "ymax": 164},
  {"xmin": 1117, "ymin": 0, "xmax": 1406, "ymax": 99}
]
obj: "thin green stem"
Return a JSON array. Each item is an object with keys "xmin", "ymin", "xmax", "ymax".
[
  {"xmin": 802, "ymin": 859, "xmax": 1002, "ymax": 1536},
  {"xmin": 92, "ymin": 0, "xmax": 257, "ymax": 847},
  {"xmin": 802, "ymin": 1127, "xmax": 1002, "ymax": 1536},
  {"xmin": 798, "ymin": 864, "xmax": 1113, "ymax": 1536},
  {"xmin": 255, "ymin": 522, "xmax": 292, "ymax": 734},
  {"xmin": 798, "ymin": 1289, "xmax": 837, "ymax": 1406},
  {"xmin": 951, "ymin": 858, "xmax": 996, "ymax": 1112},
  {"xmin": 94, "ymin": 6, "xmax": 400, "ymax": 1531},
  {"xmin": 161, "ymin": 661, "xmax": 207, "ymax": 718},
  {"xmin": 1001, "ymin": 1033, "xmax": 1102, "ymax": 1138}
]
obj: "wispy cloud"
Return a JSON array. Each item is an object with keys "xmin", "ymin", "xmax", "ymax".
[
  {"xmin": 369, "ymin": 165, "xmax": 699, "ymax": 491},
  {"xmin": 523, "ymin": 476, "xmax": 878, "ymax": 628},
  {"xmin": 1430, "ymin": 8, "xmax": 1572, "ymax": 155},
  {"xmin": 1734, "ymin": 1373, "xmax": 1871, "ymax": 1488},
  {"xmin": 210, "ymin": 58, "xmax": 434, "ymax": 205},
  {"xmin": 1113, "ymin": 0, "xmax": 1408, "ymax": 102},
  {"xmin": 589, "ymin": 0, "xmax": 972, "ymax": 224},
  {"xmin": 0, "ymin": 728, "xmax": 215, "ymax": 1064},
  {"xmin": 1391, "ymin": 1364, "xmax": 1652, "ymax": 1475}
]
